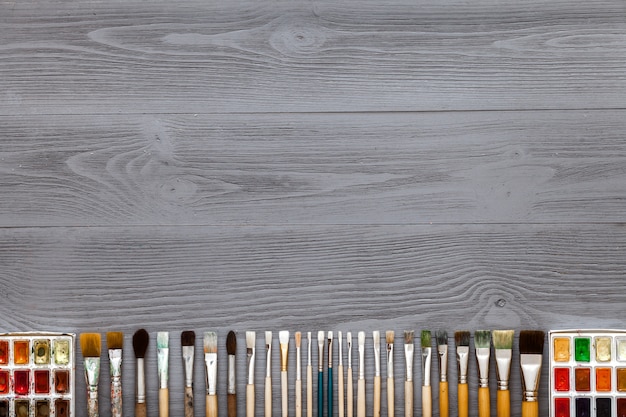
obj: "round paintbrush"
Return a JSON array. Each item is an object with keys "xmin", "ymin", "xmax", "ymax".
[
  {"xmin": 227, "ymin": 331, "xmax": 238, "ymax": 417},
  {"xmin": 133, "ymin": 329, "xmax": 149, "ymax": 417}
]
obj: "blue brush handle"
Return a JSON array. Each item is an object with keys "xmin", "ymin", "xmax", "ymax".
[
  {"xmin": 318, "ymin": 371, "xmax": 324, "ymax": 417},
  {"xmin": 328, "ymin": 367, "xmax": 333, "ymax": 417}
]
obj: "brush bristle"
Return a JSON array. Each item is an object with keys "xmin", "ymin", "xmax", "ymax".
[
  {"xmin": 265, "ymin": 331, "xmax": 272, "ymax": 347},
  {"xmin": 346, "ymin": 332, "xmax": 352, "ymax": 345},
  {"xmin": 455, "ymin": 331, "xmax": 470, "ymax": 347},
  {"xmin": 295, "ymin": 332, "xmax": 301, "ymax": 348},
  {"xmin": 492, "ymin": 330, "xmax": 514, "ymax": 350},
  {"xmin": 519, "ymin": 330, "xmax": 545, "ymax": 355},
  {"xmin": 132, "ymin": 329, "xmax": 149, "ymax": 358},
  {"xmin": 280, "ymin": 331, "xmax": 289, "ymax": 345},
  {"xmin": 157, "ymin": 332, "xmax": 169, "ymax": 349},
  {"xmin": 386, "ymin": 331, "xmax": 394, "ymax": 344},
  {"xmin": 227, "ymin": 331, "xmax": 237, "ymax": 355},
  {"xmin": 181, "ymin": 331, "xmax": 195, "ymax": 347},
  {"xmin": 246, "ymin": 331, "xmax": 256, "ymax": 349},
  {"xmin": 106, "ymin": 332, "xmax": 123, "ymax": 350},
  {"xmin": 373, "ymin": 331, "xmax": 380, "ymax": 345},
  {"xmin": 358, "ymin": 331, "xmax": 365, "ymax": 346},
  {"xmin": 204, "ymin": 332, "xmax": 217, "ymax": 354},
  {"xmin": 318, "ymin": 331, "xmax": 325, "ymax": 346},
  {"xmin": 474, "ymin": 330, "xmax": 491, "ymax": 349},
  {"xmin": 421, "ymin": 331, "xmax": 431, "ymax": 347},
  {"xmin": 404, "ymin": 331, "xmax": 414, "ymax": 345},
  {"xmin": 80, "ymin": 333, "xmax": 101, "ymax": 358},
  {"xmin": 328, "ymin": 331, "xmax": 333, "ymax": 341},
  {"xmin": 435, "ymin": 330, "xmax": 448, "ymax": 346}
]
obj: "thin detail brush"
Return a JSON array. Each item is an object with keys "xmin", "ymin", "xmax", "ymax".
[
  {"xmin": 265, "ymin": 331, "xmax": 273, "ymax": 417},
  {"xmin": 435, "ymin": 331, "xmax": 448, "ymax": 417},
  {"xmin": 80, "ymin": 333, "xmax": 101, "ymax": 417},
  {"xmin": 338, "ymin": 331, "xmax": 345, "ymax": 417},
  {"xmin": 519, "ymin": 331, "xmax": 545, "ymax": 417},
  {"xmin": 133, "ymin": 329, "xmax": 149, "ymax": 417},
  {"xmin": 296, "ymin": 332, "xmax": 303, "ymax": 417},
  {"xmin": 107, "ymin": 332, "xmax": 123, "ymax": 417},
  {"xmin": 346, "ymin": 332, "xmax": 354, "ymax": 417},
  {"xmin": 474, "ymin": 331, "xmax": 491, "ymax": 417},
  {"xmin": 421, "ymin": 331, "xmax": 432, "ymax": 417},
  {"xmin": 318, "ymin": 331, "xmax": 324, "ymax": 417},
  {"xmin": 386, "ymin": 331, "xmax": 395, "ymax": 417},
  {"xmin": 227, "ymin": 331, "xmax": 238, "ymax": 417},
  {"xmin": 182, "ymin": 331, "xmax": 196, "ymax": 417},
  {"xmin": 204, "ymin": 332, "xmax": 218, "ymax": 417},
  {"xmin": 157, "ymin": 332, "xmax": 169, "ymax": 417},
  {"xmin": 307, "ymin": 332, "xmax": 313, "ymax": 417},
  {"xmin": 280, "ymin": 331, "xmax": 290, "ymax": 417},
  {"xmin": 373, "ymin": 331, "xmax": 381, "ymax": 417},
  {"xmin": 246, "ymin": 332, "xmax": 256, "ymax": 417},
  {"xmin": 455, "ymin": 331, "xmax": 470, "ymax": 417},
  {"xmin": 492, "ymin": 330, "xmax": 514, "ymax": 417},
  {"xmin": 404, "ymin": 331, "xmax": 414, "ymax": 417},
  {"xmin": 357, "ymin": 332, "xmax": 366, "ymax": 417},
  {"xmin": 328, "ymin": 332, "xmax": 334, "ymax": 417}
]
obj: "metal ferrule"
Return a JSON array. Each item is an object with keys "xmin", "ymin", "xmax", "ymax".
[
  {"xmin": 228, "ymin": 354, "xmax": 236, "ymax": 394},
  {"xmin": 84, "ymin": 357, "xmax": 101, "ymax": 398},
  {"xmin": 374, "ymin": 342, "xmax": 380, "ymax": 377},
  {"xmin": 437, "ymin": 345, "xmax": 448, "ymax": 382},
  {"xmin": 347, "ymin": 335, "xmax": 352, "ymax": 369},
  {"xmin": 318, "ymin": 341, "xmax": 324, "ymax": 372},
  {"xmin": 495, "ymin": 349, "xmax": 512, "ymax": 390},
  {"xmin": 157, "ymin": 347, "xmax": 169, "ymax": 389},
  {"xmin": 296, "ymin": 346, "xmax": 302, "ymax": 380},
  {"xmin": 247, "ymin": 347, "xmax": 255, "ymax": 385},
  {"xmin": 182, "ymin": 346, "xmax": 194, "ymax": 387},
  {"xmin": 358, "ymin": 343, "xmax": 365, "ymax": 380},
  {"xmin": 404, "ymin": 344, "xmax": 414, "ymax": 382},
  {"xmin": 456, "ymin": 346, "xmax": 469, "ymax": 384},
  {"xmin": 307, "ymin": 334, "xmax": 312, "ymax": 367},
  {"xmin": 421, "ymin": 347, "xmax": 432, "ymax": 387},
  {"xmin": 266, "ymin": 344, "xmax": 272, "ymax": 378},
  {"xmin": 281, "ymin": 343, "xmax": 289, "ymax": 372},
  {"xmin": 520, "ymin": 354, "xmax": 542, "ymax": 402},
  {"xmin": 109, "ymin": 349, "xmax": 122, "ymax": 379},
  {"xmin": 205, "ymin": 352, "xmax": 218, "ymax": 396},
  {"xmin": 475, "ymin": 348, "xmax": 490, "ymax": 388},
  {"xmin": 387, "ymin": 343, "xmax": 394, "ymax": 379},
  {"xmin": 136, "ymin": 358, "xmax": 146, "ymax": 403},
  {"xmin": 328, "ymin": 338, "xmax": 333, "ymax": 369}
]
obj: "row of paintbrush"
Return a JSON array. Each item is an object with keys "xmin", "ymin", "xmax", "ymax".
[{"xmin": 78, "ymin": 329, "xmax": 545, "ymax": 417}]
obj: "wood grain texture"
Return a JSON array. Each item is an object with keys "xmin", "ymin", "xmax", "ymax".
[
  {"xmin": 1, "ymin": 224, "xmax": 626, "ymax": 416},
  {"xmin": 2, "ymin": 0, "xmax": 626, "ymax": 115},
  {"xmin": 2, "ymin": 110, "xmax": 626, "ymax": 226}
]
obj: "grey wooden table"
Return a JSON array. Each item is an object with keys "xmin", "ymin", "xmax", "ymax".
[{"xmin": 2, "ymin": 0, "xmax": 626, "ymax": 416}]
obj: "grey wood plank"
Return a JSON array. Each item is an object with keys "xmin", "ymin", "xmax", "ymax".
[
  {"xmin": 2, "ymin": 110, "xmax": 626, "ymax": 226},
  {"xmin": 2, "ymin": 0, "xmax": 626, "ymax": 115},
  {"xmin": 1, "ymin": 224, "xmax": 625, "ymax": 416}
]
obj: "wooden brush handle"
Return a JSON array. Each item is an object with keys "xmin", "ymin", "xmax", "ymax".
[
  {"xmin": 521, "ymin": 401, "xmax": 538, "ymax": 417},
  {"xmin": 87, "ymin": 396, "xmax": 98, "ymax": 417},
  {"xmin": 296, "ymin": 379, "xmax": 303, "ymax": 417},
  {"xmin": 457, "ymin": 383, "xmax": 469, "ymax": 417},
  {"xmin": 228, "ymin": 393, "xmax": 237, "ymax": 417},
  {"xmin": 357, "ymin": 379, "xmax": 365, "ymax": 417},
  {"xmin": 478, "ymin": 387, "xmax": 490, "ymax": 417},
  {"xmin": 282, "ymin": 371, "xmax": 288, "ymax": 417},
  {"xmin": 246, "ymin": 384, "xmax": 255, "ymax": 417},
  {"xmin": 496, "ymin": 390, "xmax": 510, "ymax": 417},
  {"xmin": 338, "ymin": 366, "xmax": 345, "ymax": 417},
  {"xmin": 421, "ymin": 385, "xmax": 432, "ymax": 417},
  {"xmin": 265, "ymin": 377, "xmax": 272, "ymax": 417},
  {"xmin": 159, "ymin": 388, "xmax": 169, "ymax": 417},
  {"xmin": 206, "ymin": 394, "xmax": 218, "ymax": 417},
  {"xmin": 135, "ymin": 402, "xmax": 147, "ymax": 417},
  {"xmin": 404, "ymin": 381, "xmax": 413, "ymax": 417},
  {"xmin": 438, "ymin": 381, "xmax": 448, "ymax": 417},
  {"xmin": 387, "ymin": 377, "xmax": 394, "ymax": 417},
  {"xmin": 307, "ymin": 366, "xmax": 313, "ymax": 417},
  {"xmin": 373, "ymin": 376, "xmax": 381, "ymax": 417},
  {"xmin": 185, "ymin": 387, "xmax": 194, "ymax": 417},
  {"xmin": 346, "ymin": 368, "xmax": 354, "ymax": 417}
]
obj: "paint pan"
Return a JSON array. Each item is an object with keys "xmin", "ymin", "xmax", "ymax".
[
  {"xmin": 0, "ymin": 333, "xmax": 75, "ymax": 417},
  {"xmin": 550, "ymin": 330, "xmax": 626, "ymax": 417}
]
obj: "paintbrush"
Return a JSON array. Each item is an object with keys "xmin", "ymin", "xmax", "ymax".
[
  {"xmin": 455, "ymin": 331, "xmax": 470, "ymax": 417},
  {"xmin": 421, "ymin": 331, "xmax": 432, "ymax": 417},
  {"xmin": 435, "ymin": 331, "xmax": 448, "ymax": 417},
  {"xmin": 80, "ymin": 333, "xmax": 101, "ymax": 417},
  {"xmin": 357, "ymin": 331, "xmax": 365, "ymax": 417},
  {"xmin": 474, "ymin": 331, "xmax": 491, "ymax": 417},
  {"xmin": 157, "ymin": 332, "xmax": 170, "ymax": 417},
  {"xmin": 404, "ymin": 331, "xmax": 414, "ymax": 417},
  {"xmin": 280, "ymin": 331, "xmax": 290, "ymax": 417},
  {"xmin": 265, "ymin": 331, "xmax": 273, "ymax": 417},
  {"xmin": 182, "ymin": 331, "xmax": 196, "ymax": 417},
  {"xmin": 373, "ymin": 331, "xmax": 381, "ymax": 417},
  {"xmin": 133, "ymin": 329, "xmax": 149, "ymax": 417},
  {"xmin": 246, "ymin": 331, "xmax": 256, "ymax": 417},
  {"xmin": 317, "ymin": 331, "xmax": 324, "ymax": 417},
  {"xmin": 296, "ymin": 332, "xmax": 303, "ymax": 417},
  {"xmin": 519, "ymin": 331, "xmax": 545, "ymax": 417},
  {"xmin": 307, "ymin": 332, "xmax": 313, "ymax": 417},
  {"xmin": 346, "ymin": 332, "xmax": 353, "ymax": 417},
  {"xmin": 328, "ymin": 331, "xmax": 333, "ymax": 417},
  {"xmin": 107, "ymin": 332, "xmax": 123, "ymax": 417},
  {"xmin": 492, "ymin": 330, "xmax": 514, "ymax": 417},
  {"xmin": 338, "ymin": 331, "xmax": 344, "ymax": 417},
  {"xmin": 204, "ymin": 332, "xmax": 218, "ymax": 417},
  {"xmin": 386, "ymin": 331, "xmax": 395, "ymax": 417},
  {"xmin": 228, "ymin": 331, "xmax": 238, "ymax": 417}
]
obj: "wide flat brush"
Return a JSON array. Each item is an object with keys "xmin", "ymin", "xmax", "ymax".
[
  {"xmin": 228, "ymin": 331, "xmax": 238, "ymax": 417},
  {"xmin": 133, "ymin": 329, "xmax": 149, "ymax": 417},
  {"xmin": 182, "ymin": 331, "xmax": 196, "ymax": 417},
  {"xmin": 307, "ymin": 332, "xmax": 313, "ymax": 417},
  {"xmin": 296, "ymin": 332, "xmax": 303, "ymax": 417},
  {"xmin": 519, "ymin": 331, "xmax": 545, "ymax": 417},
  {"xmin": 280, "ymin": 331, "xmax": 290, "ymax": 417},
  {"xmin": 246, "ymin": 331, "xmax": 256, "ymax": 417},
  {"xmin": 265, "ymin": 331, "xmax": 273, "ymax": 417},
  {"xmin": 107, "ymin": 332, "xmax": 124, "ymax": 417},
  {"xmin": 386, "ymin": 331, "xmax": 395, "ymax": 417},
  {"xmin": 492, "ymin": 330, "xmax": 514, "ymax": 417},
  {"xmin": 421, "ymin": 331, "xmax": 432, "ymax": 417},
  {"xmin": 474, "ymin": 331, "xmax": 491, "ymax": 417},
  {"xmin": 435, "ymin": 331, "xmax": 448, "ymax": 417},
  {"xmin": 157, "ymin": 332, "xmax": 170, "ymax": 417},
  {"xmin": 346, "ymin": 332, "xmax": 353, "ymax": 417},
  {"xmin": 357, "ymin": 332, "xmax": 365, "ymax": 417},
  {"xmin": 80, "ymin": 333, "xmax": 101, "ymax": 417},
  {"xmin": 338, "ymin": 331, "xmax": 344, "ymax": 417},
  {"xmin": 204, "ymin": 332, "xmax": 218, "ymax": 417},
  {"xmin": 328, "ymin": 331, "xmax": 333, "ymax": 417},
  {"xmin": 373, "ymin": 331, "xmax": 381, "ymax": 417},
  {"xmin": 404, "ymin": 331, "xmax": 414, "ymax": 417},
  {"xmin": 454, "ymin": 331, "xmax": 470, "ymax": 417}
]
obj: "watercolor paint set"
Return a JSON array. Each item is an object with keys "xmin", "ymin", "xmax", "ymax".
[
  {"xmin": 0, "ymin": 333, "xmax": 75, "ymax": 417},
  {"xmin": 550, "ymin": 330, "xmax": 626, "ymax": 417}
]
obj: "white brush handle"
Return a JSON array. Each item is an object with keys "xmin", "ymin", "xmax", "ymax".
[
  {"xmin": 338, "ymin": 366, "xmax": 345, "ymax": 417},
  {"xmin": 357, "ymin": 379, "xmax": 365, "ymax": 417},
  {"xmin": 307, "ymin": 366, "xmax": 313, "ymax": 417},
  {"xmin": 347, "ymin": 368, "xmax": 353, "ymax": 417},
  {"xmin": 282, "ymin": 371, "xmax": 288, "ymax": 417},
  {"xmin": 373, "ymin": 376, "xmax": 381, "ymax": 417},
  {"xmin": 247, "ymin": 384, "xmax": 255, "ymax": 417},
  {"xmin": 296, "ymin": 379, "xmax": 302, "ymax": 417},
  {"xmin": 387, "ymin": 377, "xmax": 394, "ymax": 417},
  {"xmin": 265, "ymin": 377, "xmax": 272, "ymax": 417}
]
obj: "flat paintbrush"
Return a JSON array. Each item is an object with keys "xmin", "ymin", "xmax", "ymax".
[
  {"xmin": 157, "ymin": 332, "xmax": 170, "ymax": 417},
  {"xmin": 373, "ymin": 331, "xmax": 381, "ymax": 417},
  {"xmin": 519, "ymin": 331, "xmax": 545, "ymax": 417},
  {"xmin": 133, "ymin": 329, "xmax": 149, "ymax": 417},
  {"xmin": 182, "ymin": 331, "xmax": 196, "ymax": 417},
  {"xmin": 338, "ymin": 331, "xmax": 345, "ymax": 417},
  {"xmin": 357, "ymin": 331, "xmax": 365, "ymax": 417},
  {"xmin": 328, "ymin": 331, "xmax": 333, "ymax": 417},
  {"xmin": 435, "ymin": 331, "xmax": 448, "ymax": 417},
  {"xmin": 346, "ymin": 332, "xmax": 353, "ymax": 417},
  {"xmin": 204, "ymin": 332, "xmax": 218, "ymax": 417},
  {"xmin": 280, "ymin": 331, "xmax": 290, "ymax": 417},
  {"xmin": 492, "ymin": 330, "xmax": 514, "ymax": 417},
  {"xmin": 246, "ymin": 331, "xmax": 256, "ymax": 417},
  {"xmin": 228, "ymin": 331, "xmax": 238, "ymax": 417},
  {"xmin": 307, "ymin": 332, "xmax": 313, "ymax": 417},
  {"xmin": 265, "ymin": 331, "xmax": 273, "ymax": 417},
  {"xmin": 107, "ymin": 332, "xmax": 124, "ymax": 417},
  {"xmin": 386, "ymin": 331, "xmax": 395, "ymax": 417},
  {"xmin": 474, "ymin": 331, "xmax": 491, "ymax": 417},
  {"xmin": 455, "ymin": 331, "xmax": 470, "ymax": 417},
  {"xmin": 80, "ymin": 333, "xmax": 101, "ymax": 417},
  {"xmin": 317, "ymin": 331, "xmax": 324, "ymax": 417},
  {"xmin": 296, "ymin": 332, "xmax": 303, "ymax": 417},
  {"xmin": 404, "ymin": 331, "xmax": 414, "ymax": 417},
  {"xmin": 421, "ymin": 331, "xmax": 432, "ymax": 417}
]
